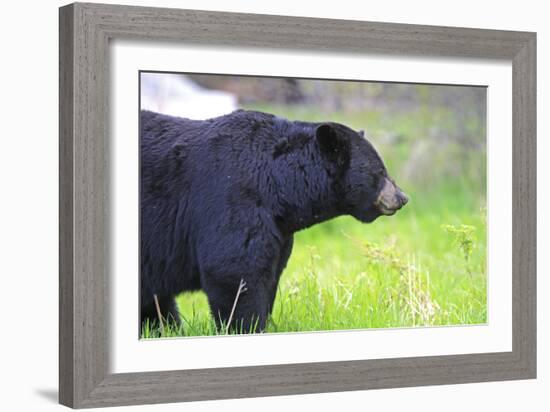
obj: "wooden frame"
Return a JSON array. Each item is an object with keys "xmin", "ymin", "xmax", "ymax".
[{"xmin": 59, "ymin": 2, "xmax": 536, "ymax": 408}]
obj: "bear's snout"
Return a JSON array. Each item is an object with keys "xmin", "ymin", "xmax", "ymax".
[{"xmin": 374, "ymin": 177, "xmax": 408, "ymax": 215}]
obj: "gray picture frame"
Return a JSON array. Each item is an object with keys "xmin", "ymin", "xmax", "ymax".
[{"xmin": 59, "ymin": 2, "xmax": 537, "ymax": 408}]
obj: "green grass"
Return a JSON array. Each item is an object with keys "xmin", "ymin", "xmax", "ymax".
[{"xmin": 141, "ymin": 102, "xmax": 487, "ymax": 339}]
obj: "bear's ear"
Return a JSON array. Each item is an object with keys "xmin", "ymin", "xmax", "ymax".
[
  {"xmin": 359, "ymin": 130, "xmax": 365, "ymax": 138},
  {"xmin": 315, "ymin": 124, "xmax": 350, "ymax": 168}
]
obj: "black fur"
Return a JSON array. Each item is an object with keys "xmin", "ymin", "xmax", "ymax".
[{"xmin": 140, "ymin": 109, "xmax": 390, "ymax": 332}]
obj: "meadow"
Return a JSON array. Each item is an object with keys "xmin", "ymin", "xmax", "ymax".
[{"xmin": 141, "ymin": 86, "xmax": 487, "ymax": 338}]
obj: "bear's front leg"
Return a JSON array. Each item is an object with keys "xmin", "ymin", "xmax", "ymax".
[
  {"xmin": 203, "ymin": 274, "xmax": 274, "ymax": 333},
  {"xmin": 197, "ymin": 209, "xmax": 285, "ymax": 333}
]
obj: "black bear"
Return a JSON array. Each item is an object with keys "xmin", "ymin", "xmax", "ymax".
[{"xmin": 140, "ymin": 109, "xmax": 408, "ymax": 332}]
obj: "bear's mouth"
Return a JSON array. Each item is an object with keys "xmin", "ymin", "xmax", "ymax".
[
  {"xmin": 377, "ymin": 204, "xmax": 398, "ymax": 216},
  {"xmin": 374, "ymin": 177, "xmax": 408, "ymax": 215}
]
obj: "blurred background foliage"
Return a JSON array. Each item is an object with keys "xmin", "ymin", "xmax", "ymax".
[{"xmin": 141, "ymin": 73, "xmax": 487, "ymax": 337}]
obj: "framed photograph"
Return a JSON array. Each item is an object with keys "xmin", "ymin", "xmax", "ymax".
[{"xmin": 59, "ymin": 2, "xmax": 536, "ymax": 408}]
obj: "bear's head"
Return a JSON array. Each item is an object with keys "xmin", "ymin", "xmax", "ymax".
[{"xmin": 316, "ymin": 123, "xmax": 408, "ymax": 223}]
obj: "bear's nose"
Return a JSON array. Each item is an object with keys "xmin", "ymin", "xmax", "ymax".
[{"xmin": 398, "ymin": 190, "xmax": 409, "ymax": 206}]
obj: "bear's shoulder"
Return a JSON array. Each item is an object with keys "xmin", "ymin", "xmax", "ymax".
[
  {"xmin": 210, "ymin": 109, "xmax": 278, "ymax": 132},
  {"xmin": 140, "ymin": 110, "xmax": 325, "ymax": 157}
]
